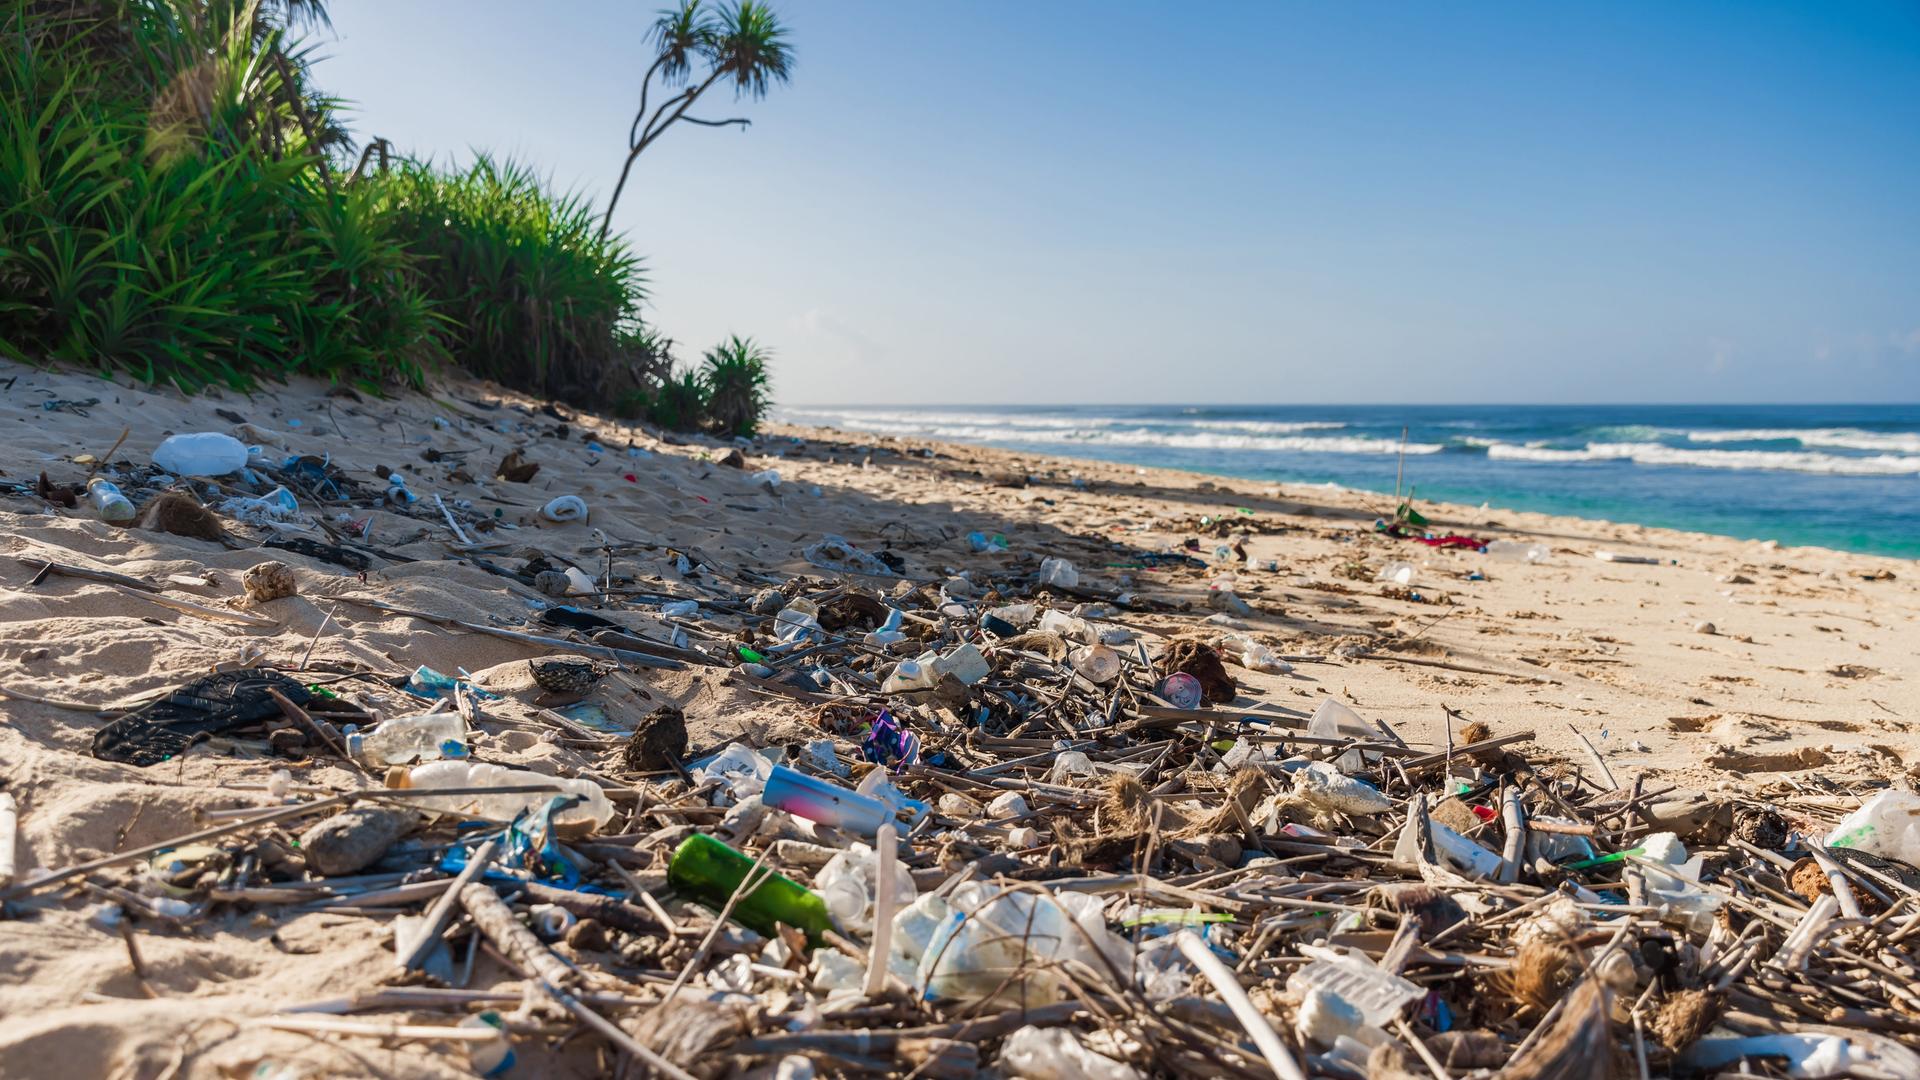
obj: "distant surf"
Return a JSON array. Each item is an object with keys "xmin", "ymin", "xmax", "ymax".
[{"xmin": 778, "ymin": 403, "xmax": 1920, "ymax": 558}]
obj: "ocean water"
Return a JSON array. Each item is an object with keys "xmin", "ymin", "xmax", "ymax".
[{"xmin": 778, "ymin": 404, "xmax": 1920, "ymax": 559}]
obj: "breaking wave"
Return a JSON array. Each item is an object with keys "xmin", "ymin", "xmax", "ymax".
[
  {"xmin": 1488, "ymin": 441, "xmax": 1920, "ymax": 476},
  {"xmin": 1681, "ymin": 427, "xmax": 1920, "ymax": 454}
]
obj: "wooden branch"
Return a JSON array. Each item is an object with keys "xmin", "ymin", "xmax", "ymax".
[{"xmin": 397, "ymin": 839, "xmax": 497, "ymax": 971}]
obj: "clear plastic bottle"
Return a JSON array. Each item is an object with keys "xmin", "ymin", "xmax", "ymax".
[
  {"xmin": 348, "ymin": 713, "xmax": 469, "ymax": 765},
  {"xmin": 390, "ymin": 761, "xmax": 614, "ymax": 831},
  {"xmin": 87, "ymin": 478, "xmax": 135, "ymax": 524}
]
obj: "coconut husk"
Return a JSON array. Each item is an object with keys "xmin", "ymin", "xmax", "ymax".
[
  {"xmin": 1428, "ymin": 1030, "xmax": 1509, "ymax": 1069},
  {"xmin": 496, "ymin": 449, "xmax": 539, "ymax": 483},
  {"xmin": 1498, "ymin": 979, "xmax": 1613, "ymax": 1080},
  {"xmin": 1650, "ymin": 988, "xmax": 1722, "ymax": 1053},
  {"xmin": 998, "ymin": 631, "xmax": 1068, "ymax": 663},
  {"xmin": 818, "ymin": 592, "xmax": 889, "ymax": 631},
  {"xmin": 136, "ymin": 491, "xmax": 226, "ymax": 542},
  {"xmin": 1494, "ymin": 939, "xmax": 1583, "ymax": 1019},
  {"xmin": 623, "ymin": 707, "xmax": 688, "ymax": 772},
  {"xmin": 1731, "ymin": 806, "xmax": 1787, "ymax": 849},
  {"xmin": 1100, "ymin": 771, "xmax": 1154, "ymax": 833},
  {"xmin": 1788, "ymin": 857, "xmax": 1830, "ymax": 903},
  {"xmin": 1375, "ymin": 883, "xmax": 1468, "ymax": 938},
  {"xmin": 1160, "ymin": 639, "xmax": 1236, "ymax": 704},
  {"xmin": 1177, "ymin": 767, "xmax": 1265, "ymax": 837}
]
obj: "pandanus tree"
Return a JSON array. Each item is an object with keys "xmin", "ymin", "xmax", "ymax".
[
  {"xmin": 598, "ymin": 0, "xmax": 792, "ymax": 240},
  {"xmin": 701, "ymin": 334, "xmax": 773, "ymax": 437}
]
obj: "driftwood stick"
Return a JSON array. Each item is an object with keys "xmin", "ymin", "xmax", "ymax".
[
  {"xmin": 0, "ymin": 684, "xmax": 129, "ymax": 713},
  {"xmin": 1568, "ymin": 723, "xmax": 1619, "ymax": 790},
  {"xmin": 331, "ymin": 594, "xmax": 681, "ymax": 669},
  {"xmin": 459, "ymin": 881, "xmax": 575, "ymax": 988},
  {"xmin": 460, "ymin": 882, "xmax": 699, "ymax": 1080},
  {"xmin": 1, "ymin": 795, "xmax": 349, "ymax": 899},
  {"xmin": 398, "ymin": 839, "xmax": 497, "ymax": 971},
  {"xmin": 121, "ymin": 584, "xmax": 280, "ymax": 628},
  {"xmin": 516, "ymin": 880, "xmax": 661, "ymax": 936},
  {"xmin": 1358, "ymin": 652, "xmax": 1561, "ymax": 684},
  {"xmin": 266, "ymin": 688, "xmax": 368, "ymax": 776},
  {"xmin": 15, "ymin": 556, "xmax": 158, "ymax": 592}
]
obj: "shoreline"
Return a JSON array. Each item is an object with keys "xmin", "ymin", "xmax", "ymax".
[
  {"xmin": 771, "ymin": 419, "xmax": 1920, "ymax": 569},
  {"xmin": 772, "ymin": 404, "xmax": 1920, "ymax": 560}
]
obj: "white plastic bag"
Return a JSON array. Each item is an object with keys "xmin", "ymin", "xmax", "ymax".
[
  {"xmin": 1038, "ymin": 557, "xmax": 1080, "ymax": 588},
  {"xmin": 692, "ymin": 743, "xmax": 774, "ymax": 803},
  {"xmin": 1826, "ymin": 789, "xmax": 1920, "ymax": 865},
  {"xmin": 917, "ymin": 883, "xmax": 1122, "ymax": 1006},
  {"xmin": 998, "ymin": 1026, "xmax": 1145, "ymax": 1080},
  {"xmin": 1308, "ymin": 697, "xmax": 1379, "ymax": 774}
]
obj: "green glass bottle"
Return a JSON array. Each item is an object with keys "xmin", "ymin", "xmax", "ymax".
[{"xmin": 666, "ymin": 834, "xmax": 833, "ymax": 946}]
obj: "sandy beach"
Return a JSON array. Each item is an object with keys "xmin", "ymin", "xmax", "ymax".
[{"xmin": 0, "ymin": 359, "xmax": 1915, "ymax": 1077}]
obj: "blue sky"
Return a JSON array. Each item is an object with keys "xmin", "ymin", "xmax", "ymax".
[{"xmin": 319, "ymin": 1, "xmax": 1920, "ymax": 404}]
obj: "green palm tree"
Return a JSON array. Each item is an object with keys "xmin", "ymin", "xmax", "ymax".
[
  {"xmin": 599, "ymin": 0, "xmax": 792, "ymax": 240},
  {"xmin": 700, "ymin": 334, "xmax": 772, "ymax": 438}
]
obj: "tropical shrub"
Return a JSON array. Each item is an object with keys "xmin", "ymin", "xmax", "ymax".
[
  {"xmin": 371, "ymin": 155, "xmax": 652, "ymax": 403},
  {"xmin": 0, "ymin": 0, "xmax": 441, "ymax": 391},
  {"xmin": 0, "ymin": 0, "xmax": 764, "ymax": 416},
  {"xmin": 700, "ymin": 334, "xmax": 771, "ymax": 437}
]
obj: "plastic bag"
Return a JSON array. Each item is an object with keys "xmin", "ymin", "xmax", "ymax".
[
  {"xmin": 917, "ymin": 883, "xmax": 1122, "ymax": 1006},
  {"xmin": 1308, "ymin": 697, "xmax": 1379, "ymax": 774},
  {"xmin": 154, "ymin": 432, "xmax": 248, "ymax": 477},
  {"xmin": 692, "ymin": 743, "xmax": 774, "ymax": 803},
  {"xmin": 1038, "ymin": 557, "xmax": 1079, "ymax": 587},
  {"xmin": 1826, "ymin": 789, "xmax": 1920, "ymax": 865},
  {"xmin": 998, "ymin": 1026, "xmax": 1145, "ymax": 1080},
  {"xmin": 216, "ymin": 486, "xmax": 302, "ymax": 526},
  {"xmin": 1293, "ymin": 760, "xmax": 1393, "ymax": 815}
]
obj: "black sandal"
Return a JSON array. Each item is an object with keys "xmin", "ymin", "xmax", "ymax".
[{"xmin": 92, "ymin": 669, "xmax": 313, "ymax": 766}]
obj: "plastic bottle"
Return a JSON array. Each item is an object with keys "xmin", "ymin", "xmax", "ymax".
[
  {"xmin": 1483, "ymin": 540, "xmax": 1548, "ymax": 563},
  {"xmin": 998, "ymin": 1026, "xmax": 1145, "ymax": 1080},
  {"xmin": 987, "ymin": 603, "xmax": 1037, "ymax": 627},
  {"xmin": 666, "ymin": 834, "xmax": 834, "ymax": 945},
  {"xmin": 390, "ymin": 761, "xmax": 614, "ymax": 831},
  {"xmin": 1220, "ymin": 634, "xmax": 1291, "ymax": 674},
  {"xmin": 153, "ymin": 432, "xmax": 249, "ymax": 477},
  {"xmin": 86, "ymin": 478, "xmax": 135, "ymax": 524},
  {"xmin": 1070, "ymin": 644, "xmax": 1121, "ymax": 684},
  {"xmin": 1374, "ymin": 561, "xmax": 1415, "ymax": 586},
  {"xmin": 774, "ymin": 599, "xmax": 824, "ymax": 645},
  {"xmin": 348, "ymin": 713, "xmax": 469, "ymax": 765},
  {"xmin": 461, "ymin": 1011, "xmax": 516, "ymax": 1077},
  {"xmin": 882, "ymin": 655, "xmax": 938, "ymax": 693}
]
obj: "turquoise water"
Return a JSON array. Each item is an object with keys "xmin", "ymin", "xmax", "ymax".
[{"xmin": 781, "ymin": 404, "xmax": 1920, "ymax": 559}]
